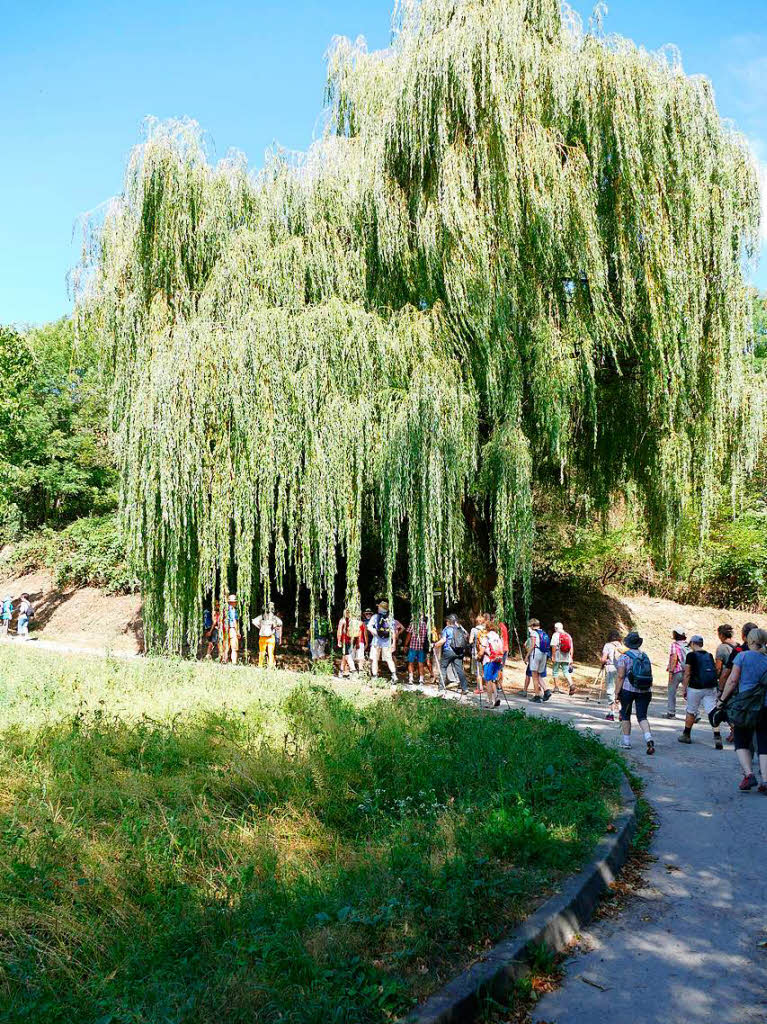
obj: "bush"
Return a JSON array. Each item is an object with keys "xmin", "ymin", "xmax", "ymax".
[{"xmin": 1, "ymin": 514, "xmax": 138, "ymax": 594}]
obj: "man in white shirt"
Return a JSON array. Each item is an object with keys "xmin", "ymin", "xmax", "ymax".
[
  {"xmin": 253, "ymin": 604, "xmax": 283, "ymax": 669},
  {"xmin": 367, "ymin": 600, "xmax": 398, "ymax": 687},
  {"xmin": 550, "ymin": 621, "xmax": 575, "ymax": 695}
]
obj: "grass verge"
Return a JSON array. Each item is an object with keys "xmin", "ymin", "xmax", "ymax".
[{"xmin": 0, "ymin": 646, "xmax": 624, "ymax": 1024}]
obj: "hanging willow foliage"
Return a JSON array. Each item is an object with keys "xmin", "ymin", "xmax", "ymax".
[{"xmin": 77, "ymin": 0, "xmax": 763, "ymax": 653}]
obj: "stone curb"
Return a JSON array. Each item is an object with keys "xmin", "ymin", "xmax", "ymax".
[{"xmin": 404, "ymin": 773, "xmax": 637, "ymax": 1024}]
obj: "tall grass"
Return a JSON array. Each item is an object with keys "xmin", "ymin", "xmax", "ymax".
[{"xmin": 0, "ymin": 647, "xmax": 622, "ymax": 1023}]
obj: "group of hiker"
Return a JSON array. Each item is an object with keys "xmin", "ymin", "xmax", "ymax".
[
  {"xmin": 600, "ymin": 622, "xmax": 767, "ymax": 793},
  {"xmin": 0, "ymin": 594, "xmax": 35, "ymax": 639},
  {"xmin": 202, "ymin": 595, "xmax": 283, "ymax": 668}
]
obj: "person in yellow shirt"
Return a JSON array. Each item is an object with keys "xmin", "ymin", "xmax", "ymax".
[{"xmin": 253, "ymin": 603, "xmax": 283, "ymax": 669}]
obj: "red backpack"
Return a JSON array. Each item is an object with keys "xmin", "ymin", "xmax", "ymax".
[
  {"xmin": 487, "ymin": 633, "xmax": 505, "ymax": 662},
  {"xmin": 559, "ymin": 631, "xmax": 573, "ymax": 654}
]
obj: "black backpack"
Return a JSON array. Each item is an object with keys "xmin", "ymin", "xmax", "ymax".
[
  {"xmin": 626, "ymin": 650, "xmax": 653, "ymax": 691},
  {"xmin": 448, "ymin": 625, "xmax": 469, "ymax": 657},
  {"xmin": 692, "ymin": 651, "xmax": 717, "ymax": 688}
]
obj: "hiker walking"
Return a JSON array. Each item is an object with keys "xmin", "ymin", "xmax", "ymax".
[
  {"xmin": 433, "ymin": 614, "xmax": 470, "ymax": 696},
  {"xmin": 406, "ymin": 613, "xmax": 429, "ymax": 685},
  {"xmin": 551, "ymin": 621, "xmax": 575, "ymax": 695},
  {"xmin": 717, "ymin": 627, "xmax": 767, "ymax": 793},
  {"xmin": 615, "ymin": 631, "xmax": 655, "ymax": 755},
  {"xmin": 203, "ymin": 601, "xmax": 221, "ymax": 660},
  {"xmin": 714, "ymin": 624, "xmax": 737, "ymax": 686},
  {"xmin": 367, "ymin": 601, "xmax": 398, "ymax": 686},
  {"xmin": 524, "ymin": 618, "xmax": 551, "ymax": 703},
  {"xmin": 601, "ymin": 629, "xmax": 623, "ymax": 721},
  {"xmin": 718, "ymin": 621, "xmax": 758, "ymax": 744},
  {"xmin": 479, "ymin": 620, "xmax": 504, "ymax": 708},
  {"xmin": 335, "ymin": 608, "xmax": 360, "ymax": 680},
  {"xmin": 253, "ymin": 603, "xmax": 283, "ymax": 669},
  {"xmin": 469, "ymin": 613, "xmax": 489, "ymax": 694},
  {"xmin": 16, "ymin": 594, "xmax": 34, "ymax": 640},
  {"xmin": 678, "ymin": 635, "xmax": 723, "ymax": 749},
  {"xmin": 666, "ymin": 626, "xmax": 689, "ymax": 718},
  {"xmin": 223, "ymin": 594, "xmax": 240, "ymax": 665},
  {"xmin": 0, "ymin": 595, "xmax": 12, "ymax": 637}
]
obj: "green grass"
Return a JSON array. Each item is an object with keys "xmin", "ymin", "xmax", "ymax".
[{"xmin": 0, "ymin": 646, "xmax": 623, "ymax": 1024}]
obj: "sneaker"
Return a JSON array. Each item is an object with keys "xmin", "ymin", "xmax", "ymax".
[
  {"xmin": 664, "ymin": 712, "xmax": 676, "ymax": 719},
  {"xmin": 530, "ymin": 695, "xmax": 543, "ymax": 703},
  {"xmin": 543, "ymin": 690, "xmax": 552, "ymax": 702},
  {"xmin": 621, "ymin": 741, "xmax": 632, "ymax": 750},
  {"xmin": 494, "ymin": 699, "xmax": 501, "ymax": 708},
  {"xmin": 714, "ymin": 736, "xmax": 724, "ymax": 751},
  {"xmin": 739, "ymin": 773, "xmax": 758, "ymax": 792},
  {"xmin": 569, "ymin": 685, "xmax": 576, "ymax": 696},
  {"xmin": 677, "ymin": 733, "xmax": 692, "ymax": 744},
  {"xmin": 604, "ymin": 712, "xmax": 615, "ymax": 721},
  {"xmin": 758, "ymin": 784, "xmax": 767, "ymax": 795},
  {"xmin": 646, "ymin": 739, "xmax": 655, "ymax": 755}
]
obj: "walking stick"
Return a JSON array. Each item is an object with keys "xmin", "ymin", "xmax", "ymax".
[
  {"xmin": 497, "ymin": 661, "xmax": 513, "ymax": 709},
  {"xmin": 595, "ymin": 665, "xmax": 606, "ymax": 704}
]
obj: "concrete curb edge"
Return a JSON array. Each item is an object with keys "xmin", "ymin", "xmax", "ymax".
[{"xmin": 404, "ymin": 773, "xmax": 638, "ymax": 1024}]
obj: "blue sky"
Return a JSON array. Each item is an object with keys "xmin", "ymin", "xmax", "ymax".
[{"xmin": 1, "ymin": 0, "xmax": 765, "ymax": 325}]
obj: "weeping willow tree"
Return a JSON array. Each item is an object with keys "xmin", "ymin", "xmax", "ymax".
[{"xmin": 77, "ymin": 0, "xmax": 763, "ymax": 652}]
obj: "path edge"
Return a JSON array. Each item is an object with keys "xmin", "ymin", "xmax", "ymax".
[{"xmin": 404, "ymin": 773, "xmax": 637, "ymax": 1024}]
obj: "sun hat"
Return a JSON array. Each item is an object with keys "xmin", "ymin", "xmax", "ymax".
[
  {"xmin": 624, "ymin": 631, "xmax": 643, "ymax": 649},
  {"xmin": 228, "ymin": 594, "xmax": 237, "ymax": 603},
  {"xmin": 673, "ymin": 625, "xmax": 687, "ymax": 637}
]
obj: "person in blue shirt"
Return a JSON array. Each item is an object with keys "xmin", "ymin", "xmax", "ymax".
[
  {"xmin": 718, "ymin": 627, "xmax": 767, "ymax": 793},
  {"xmin": 432, "ymin": 614, "xmax": 469, "ymax": 696},
  {"xmin": 1, "ymin": 596, "xmax": 13, "ymax": 637},
  {"xmin": 223, "ymin": 594, "xmax": 240, "ymax": 665}
]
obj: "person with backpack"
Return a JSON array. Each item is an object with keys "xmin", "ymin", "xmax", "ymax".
[
  {"xmin": 406, "ymin": 613, "xmax": 430, "ymax": 686},
  {"xmin": 601, "ymin": 629, "xmax": 624, "ymax": 721},
  {"xmin": 223, "ymin": 594, "xmax": 240, "ymax": 665},
  {"xmin": 433, "ymin": 613, "xmax": 470, "ymax": 696},
  {"xmin": 203, "ymin": 601, "xmax": 221, "ymax": 660},
  {"xmin": 615, "ymin": 631, "xmax": 655, "ymax": 755},
  {"xmin": 715, "ymin": 624, "xmax": 737, "ymax": 684},
  {"xmin": 253, "ymin": 603, "xmax": 283, "ymax": 670},
  {"xmin": 718, "ymin": 621, "xmax": 758, "ymax": 744},
  {"xmin": 367, "ymin": 601, "xmax": 398, "ymax": 686},
  {"xmin": 551, "ymin": 621, "xmax": 575, "ymax": 696},
  {"xmin": 666, "ymin": 627, "xmax": 689, "ymax": 718},
  {"xmin": 525, "ymin": 618, "xmax": 552, "ymax": 703},
  {"xmin": 336, "ymin": 608, "xmax": 360, "ymax": 680},
  {"xmin": 678, "ymin": 635, "xmax": 723, "ymax": 748},
  {"xmin": 16, "ymin": 594, "xmax": 34, "ymax": 640},
  {"xmin": 479, "ymin": 620, "xmax": 504, "ymax": 708},
  {"xmin": 469, "ymin": 613, "xmax": 490, "ymax": 694},
  {"xmin": 717, "ymin": 627, "xmax": 767, "ymax": 793},
  {"xmin": 0, "ymin": 595, "xmax": 13, "ymax": 637}
]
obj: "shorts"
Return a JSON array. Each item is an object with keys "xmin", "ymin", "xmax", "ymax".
[
  {"xmin": 528, "ymin": 649, "xmax": 547, "ymax": 674},
  {"xmin": 407, "ymin": 649, "xmax": 426, "ymax": 664},
  {"xmin": 208, "ymin": 628, "xmax": 219, "ymax": 645},
  {"xmin": 229, "ymin": 632, "xmax": 239, "ymax": 652},
  {"xmin": 483, "ymin": 660, "xmax": 501, "ymax": 683},
  {"xmin": 618, "ymin": 688, "xmax": 651, "ymax": 723},
  {"xmin": 685, "ymin": 687, "xmax": 717, "ymax": 718},
  {"xmin": 340, "ymin": 639, "xmax": 353, "ymax": 656},
  {"xmin": 552, "ymin": 661, "xmax": 571, "ymax": 680}
]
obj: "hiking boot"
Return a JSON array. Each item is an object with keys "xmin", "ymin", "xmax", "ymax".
[
  {"xmin": 530, "ymin": 695, "xmax": 543, "ymax": 703},
  {"xmin": 543, "ymin": 690, "xmax": 552, "ymax": 702},
  {"xmin": 739, "ymin": 773, "xmax": 758, "ymax": 792},
  {"xmin": 677, "ymin": 733, "xmax": 692, "ymax": 744},
  {"xmin": 664, "ymin": 712, "xmax": 676, "ymax": 719},
  {"xmin": 569, "ymin": 685, "xmax": 576, "ymax": 696},
  {"xmin": 758, "ymin": 784, "xmax": 767, "ymax": 795},
  {"xmin": 494, "ymin": 699, "xmax": 501, "ymax": 708},
  {"xmin": 605, "ymin": 712, "xmax": 615, "ymax": 721},
  {"xmin": 646, "ymin": 739, "xmax": 655, "ymax": 755},
  {"xmin": 714, "ymin": 736, "xmax": 724, "ymax": 750}
]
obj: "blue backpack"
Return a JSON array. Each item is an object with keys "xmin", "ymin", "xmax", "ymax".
[
  {"xmin": 625, "ymin": 649, "xmax": 653, "ymax": 691},
  {"xmin": 536, "ymin": 629, "xmax": 552, "ymax": 656}
]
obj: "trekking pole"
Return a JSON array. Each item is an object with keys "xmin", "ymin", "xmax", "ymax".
[
  {"xmin": 596, "ymin": 666, "xmax": 606, "ymax": 704},
  {"xmin": 497, "ymin": 663, "xmax": 513, "ymax": 709}
]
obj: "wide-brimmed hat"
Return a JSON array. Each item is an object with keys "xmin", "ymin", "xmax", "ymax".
[{"xmin": 624, "ymin": 631, "xmax": 643, "ymax": 649}]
